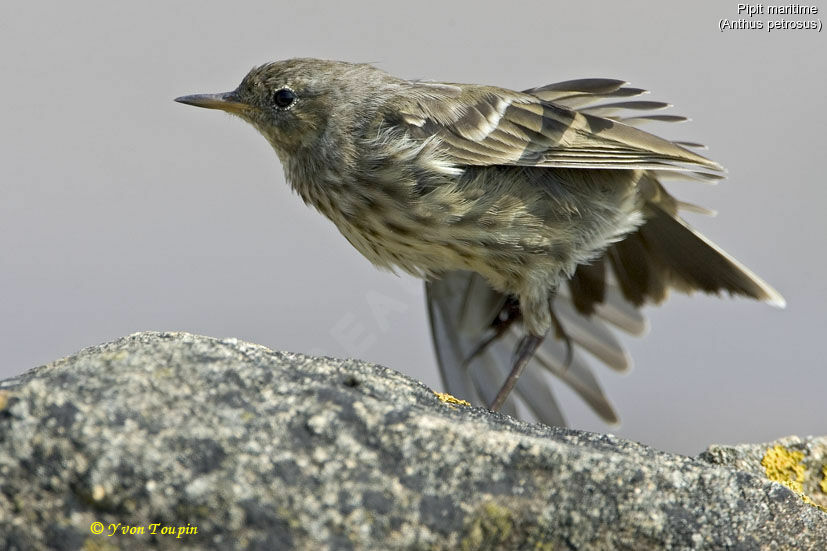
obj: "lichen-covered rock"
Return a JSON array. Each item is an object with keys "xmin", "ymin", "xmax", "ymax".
[
  {"xmin": 700, "ymin": 436, "xmax": 827, "ymax": 512},
  {"xmin": 0, "ymin": 332, "xmax": 824, "ymax": 550}
]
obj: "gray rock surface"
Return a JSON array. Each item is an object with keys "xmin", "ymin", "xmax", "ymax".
[{"xmin": 0, "ymin": 331, "xmax": 824, "ymax": 550}]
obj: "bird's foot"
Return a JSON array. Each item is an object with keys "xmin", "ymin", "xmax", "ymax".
[{"xmin": 488, "ymin": 333, "xmax": 545, "ymax": 411}]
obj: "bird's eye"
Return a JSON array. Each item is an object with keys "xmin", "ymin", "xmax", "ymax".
[{"xmin": 273, "ymin": 88, "xmax": 296, "ymax": 109}]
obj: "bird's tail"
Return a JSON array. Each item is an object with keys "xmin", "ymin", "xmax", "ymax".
[
  {"xmin": 426, "ymin": 195, "xmax": 784, "ymax": 427},
  {"xmin": 605, "ymin": 199, "xmax": 785, "ymax": 309}
]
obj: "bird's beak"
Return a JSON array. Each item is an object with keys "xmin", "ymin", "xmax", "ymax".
[{"xmin": 174, "ymin": 90, "xmax": 249, "ymax": 115}]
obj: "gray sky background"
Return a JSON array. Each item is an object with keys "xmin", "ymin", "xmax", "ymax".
[{"xmin": 2, "ymin": 1, "xmax": 824, "ymax": 455}]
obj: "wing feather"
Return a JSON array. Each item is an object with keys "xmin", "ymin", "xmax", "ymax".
[
  {"xmin": 426, "ymin": 271, "xmax": 627, "ymax": 425},
  {"xmin": 619, "ymin": 115, "xmax": 689, "ymax": 124},
  {"xmin": 579, "ymin": 100, "xmax": 672, "ymax": 117},
  {"xmin": 523, "ymin": 78, "xmax": 647, "ymax": 109},
  {"xmin": 397, "ymin": 83, "xmax": 723, "ymax": 174}
]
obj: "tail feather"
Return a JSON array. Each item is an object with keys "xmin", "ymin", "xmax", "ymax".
[
  {"xmin": 625, "ymin": 203, "xmax": 785, "ymax": 307},
  {"xmin": 607, "ymin": 231, "xmax": 669, "ymax": 306}
]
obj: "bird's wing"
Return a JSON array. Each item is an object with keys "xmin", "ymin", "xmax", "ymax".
[
  {"xmin": 421, "ymin": 78, "xmax": 784, "ymax": 426},
  {"xmin": 396, "ymin": 80, "xmax": 723, "ymax": 173},
  {"xmin": 426, "ymin": 270, "xmax": 631, "ymax": 426}
]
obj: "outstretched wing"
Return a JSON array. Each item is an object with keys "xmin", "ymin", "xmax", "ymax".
[
  {"xmin": 422, "ymin": 77, "xmax": 781, "ymax": 425},
  {"xmin": 426, "ymin": 268, "xmax": 647, "ymax": 426},
  {"xmin": 395, "ymin": 79, "xmax": 723, "ymax": 174}
]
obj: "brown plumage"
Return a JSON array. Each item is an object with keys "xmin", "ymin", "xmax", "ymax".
[{"xmin": 176, "ymin": 59, "xmax": 784, "ymax": 425}]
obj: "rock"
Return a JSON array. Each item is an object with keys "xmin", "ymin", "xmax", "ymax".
[
  {"xmin": 700, "ymin": 436, "xmax": 827, "ymax": 511},
  {"xmin": 0, "ymin": 331, "xmax": 824, "ymax": 550}
]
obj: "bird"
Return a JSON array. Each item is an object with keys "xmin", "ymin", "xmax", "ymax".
[{"xmin": 176, "ymin": 58, "xmax": 784, "ymax": 426}]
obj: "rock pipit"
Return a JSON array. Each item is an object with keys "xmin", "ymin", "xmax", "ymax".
[{"xmin": 177, "ymin": 59, "xmax": 783, "ymax": 424}]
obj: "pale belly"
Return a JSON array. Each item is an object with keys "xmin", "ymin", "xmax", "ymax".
[{"xmin": 328, "ymin": 169, "xmax": 644, "ymax": 297}]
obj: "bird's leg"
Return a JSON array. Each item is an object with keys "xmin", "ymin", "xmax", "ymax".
[
  {"xmin": 461, "ymin": 297, "xmax": 520, "ymax": 369},
  {"xmin": 488, "ymin": 333, "xmax": 545, "ymax": 411},
  {"xmin": 460, "ymin": 321, "xmax": 514, "ymax": 370},
  {"xmin": 549, "ymin": 303, "xmax": 574, "ymax": 369}
]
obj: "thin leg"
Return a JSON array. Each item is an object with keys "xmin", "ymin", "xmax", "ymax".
[
  {"xmin": 460, "ymin": 321, "xmax": 514, "ymax": 369},
  {"xmin": 488, "ymin": 333, "xmax": 545, "ymax": 411},
  {"xmin": 462, "ymin": 317, "xmax": 516, "ymax": 369},
  {"xmin": 461, "ymin": 300, "xmax": 520, "ymax": 369}
]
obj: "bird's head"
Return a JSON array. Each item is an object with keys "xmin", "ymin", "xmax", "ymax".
[{"xmin": 176, "ymin": 58, "xmax": 391, "ymax": 158}]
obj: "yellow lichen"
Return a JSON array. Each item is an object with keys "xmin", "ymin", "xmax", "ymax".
[
  {"xmin": 761, "ymin": 445, "xmax": 826, "ymax": 512},
  {"xmin": 460, "ymin": 501, "xmax": 554, "ymax": 551},
  {"xmin": 762, "ymin": 445, "xmax": 806, "ymax": 493},
  {"xmin": 821, "ymin": 464, "xmax": 827, "ymax": 495},
  {"xmin": 461, "ymin": 502, "xmax": 514, "ymax": 551},
  {"xmin": 433, "ymin": 391, "xmax": 471, "ymax": 408}
]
